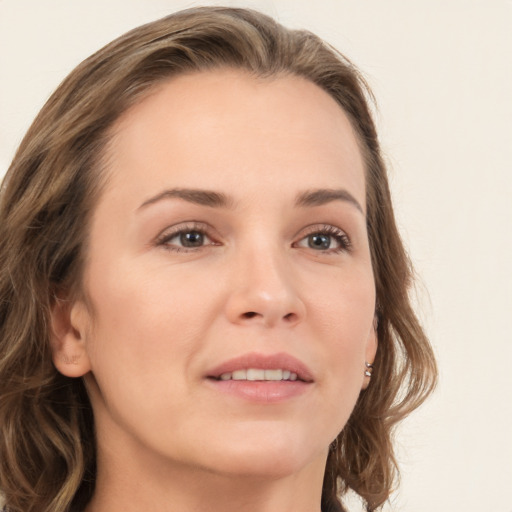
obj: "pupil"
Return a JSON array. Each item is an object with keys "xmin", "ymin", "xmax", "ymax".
[
  {"xmin": 309, "ymin": 234, "xmax": 330, "ymax": 250},
  {"xmin": 180, "ymin": 231, "xmax": 204, "ymax": 247}
]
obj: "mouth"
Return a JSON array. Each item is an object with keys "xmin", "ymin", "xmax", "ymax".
[
  {"xmin": 212, "ymin": 368, "xmax": 301, "ymax": 382},
  {"xmin": 206, "ymin": 352, "xmax": 314, "ymax": 382}
]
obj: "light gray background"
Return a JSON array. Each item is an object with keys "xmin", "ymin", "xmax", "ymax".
[{"xmin": 1, "ymin": 1, "xmax": 511, "ymax": 511}]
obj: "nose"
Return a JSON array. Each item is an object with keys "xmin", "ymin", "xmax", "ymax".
[{"xmin": 224, "ymin": 246, "xmax": 306, "ymax": 328}]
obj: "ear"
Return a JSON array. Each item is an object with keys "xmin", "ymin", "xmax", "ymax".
[
  {"xmin": 361, "ymin": 315, "xmax": 378, "ymax": 390},
  {"xmin": 49, "ymin": 295, "xmax": 92, "ymax": 378}
]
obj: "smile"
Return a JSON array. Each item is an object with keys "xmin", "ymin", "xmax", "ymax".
[
  {"xmin": 217, "ymin": 369, "xmax": 299, "ymax": 381},
  {"xmin": 205, "ymin": 352, "xmax": 314, "ymax": 402},
  {"xmin": 206, "ymin": 352, "xmax": 314, "ymax": 383}
]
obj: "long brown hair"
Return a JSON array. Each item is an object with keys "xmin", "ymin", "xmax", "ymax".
[{"xmin": 0, "ymin": 7, "xmax": 437, "ymax": 512}]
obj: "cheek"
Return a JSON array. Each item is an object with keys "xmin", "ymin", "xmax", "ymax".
[
  {"xmin": 308, "ymin": 268, "xmax": 375, "ymax": 407},
  {"xmin": 311, "ymin": 262, "xmax": 375, "ymax": 340},
  {"xmin": 83, "ymin": 264, "xmax": 214, "ymax": 408},
  {"xmin": 88, "ymin": 259, "xmax": 211, "ymax": 344}
]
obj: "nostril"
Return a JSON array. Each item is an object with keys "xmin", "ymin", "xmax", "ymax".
[{"xmin": 241, "ymin": 311, "xmax": 297, "ymax": 322}]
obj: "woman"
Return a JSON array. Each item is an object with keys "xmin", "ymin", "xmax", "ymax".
[{"xmin": 0, "ymin": 6, "xmax": 437, "ymax": 512}]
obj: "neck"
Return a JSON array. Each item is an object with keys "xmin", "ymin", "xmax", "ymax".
[{"xmin": 86, "ymin": 455, "xmax": 325, "ymax": 512}]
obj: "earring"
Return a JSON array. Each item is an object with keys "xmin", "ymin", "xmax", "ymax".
[{"xmin": 364, "ymin": 361, "xmax": 374, "ymax": 377}]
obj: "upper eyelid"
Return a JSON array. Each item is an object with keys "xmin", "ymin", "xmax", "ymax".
[
  {"xmin": 154, "ymin": 222, "xmax": 214, "ymax": 243},
  {"xmin": 295, "ymin": 223, "xmax": 348, "ymax": 239},
  {"xmin": 153, "ymin": 221, "xmax": 350, "ymax": 246}
]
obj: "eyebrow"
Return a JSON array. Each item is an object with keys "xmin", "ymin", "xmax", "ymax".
[
  {"xmin": 138, "ymin": 188, "xmax": 234, "ymax": 210},
  {"xmin": 295, "ymin": 188, "xmax": 364, "ymax": 214},
  {"xmin": 138, "ymin": 186, "xmax": 363, "ymax": 214}
]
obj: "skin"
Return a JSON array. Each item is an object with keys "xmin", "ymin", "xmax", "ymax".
[{"xmin": 51, "ymin": 70, "xmax": 377, "ymax": 512}]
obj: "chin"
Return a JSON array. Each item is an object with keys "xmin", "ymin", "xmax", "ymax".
[
  {"xmin": 192, "ymin": 427, "xmax": 327, "ymax": 479},
  {"xmin": 206, "ymin": 452, "xmax": 315, "ymax": 480}
]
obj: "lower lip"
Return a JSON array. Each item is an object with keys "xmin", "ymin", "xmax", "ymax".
[{"xmin": 205, "ymin": 379, "xmax": 311, "ymax": 403}]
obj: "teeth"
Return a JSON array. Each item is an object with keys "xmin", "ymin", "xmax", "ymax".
[
  {"xmin": 217, "ymin": 369, "xmax": 299, "ymax": 381},
  {"xmin": 264, "ymin": 369, "xmax": 283, "ymax": 381},
  {"xmin": 247, "ymin": 369, "xmax": 264, "ymax": 381},
  {"xmin": 232, "ymin": 370, "xmax": 247, "ymax": 380}
]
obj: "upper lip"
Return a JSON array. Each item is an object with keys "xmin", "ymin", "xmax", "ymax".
[{"xmin": 206, "ymin": 352, "xmax": 315, "ymax": 383}]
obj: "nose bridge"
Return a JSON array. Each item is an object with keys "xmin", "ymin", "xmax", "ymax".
[{"xmin": 225, "ymin": 233, "xmax": 305, "ymax": 326}]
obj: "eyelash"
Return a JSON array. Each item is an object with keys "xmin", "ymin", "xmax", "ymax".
[
  {"xmin": 295, "ymin": 224, "xmax": 352, "ymax": 254},
  {"xmin": 155, "ymin": 222, "xmax": 351, "ymax": 254},
  {"xmin": 155, "ymin": 222, "xmax": 217, "ymax": 253}
]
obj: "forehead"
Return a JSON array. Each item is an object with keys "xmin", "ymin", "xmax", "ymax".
[{"xmin": 103, "ymin": 69, "xmax": 366, "ymax": 208}]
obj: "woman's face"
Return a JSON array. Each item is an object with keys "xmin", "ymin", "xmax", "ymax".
[{"xmin": 56, "ymin": 70, "xmax": 377, "ymax": 478}]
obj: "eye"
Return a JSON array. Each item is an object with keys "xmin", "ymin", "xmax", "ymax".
[
  {"xmin": 155, "ymin": 223, "xmax": 217, "ymax": 252},
  {"xmin": 175, "ymin": 230, "xmax": 206, "ymax": 247},
  {"xmin": 295, "ymin": 225, "xmax": 351, "ymax": 254}
]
